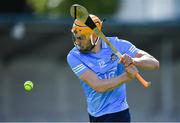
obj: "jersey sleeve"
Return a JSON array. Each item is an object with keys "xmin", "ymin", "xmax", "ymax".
[
  {"xmin": 116, "ymin": 38, "xmax": 139, "ymax": 58},
  {"xmin": 67, "ymin": 53, "xmax": 89, "ymax": 78}
]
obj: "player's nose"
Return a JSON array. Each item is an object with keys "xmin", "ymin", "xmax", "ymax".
[{"xmin": 75, "ymin": 40, "xmax": 81, "ymax": 46}]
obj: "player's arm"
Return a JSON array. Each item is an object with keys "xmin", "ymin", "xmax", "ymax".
[
  {"xmin": 122, "ymin": 50, "xmax": 159, "ymax": 70},
  {"xmin": 133, "ymin": 50, "xmax": 160, "ymax": 70},
  {"xmin": 67, "ymin": 53, "xmax": 137, "ymax": 93},
  {"xmin": 79, "ymin": 68, "xmax": 135, "ymax": 93},
  {"xmin": 117, "ymin": 39, "xmax": 159, "ymax": 70}
]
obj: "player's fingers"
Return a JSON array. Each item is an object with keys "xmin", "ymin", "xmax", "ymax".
[
  {"xmin": 122, "ymin": 54, "xmax": 133, "ymax": 67},
  {"xmin": 121, "ymin": 54, "xmax": 129, "ymax": 63},
  {"xmin": 125, "ymin": 64, "xmax": 138, "ymax": 78},
  {"xmin": 119, "ymin": 56, "xmax": 125, "ymax": 64}
]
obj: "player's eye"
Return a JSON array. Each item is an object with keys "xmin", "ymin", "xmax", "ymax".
[
  {"xmin": 72, "ymin": 34, "xmax": 86, "ymax": 42},
  {"xmin": 76, "ymin": 36, "xmax": 83, "ymax": 40}
]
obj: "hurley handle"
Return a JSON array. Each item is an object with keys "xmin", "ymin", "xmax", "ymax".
[
  {"xmin": 135, "ymin": 72, "xmax": 151, "ymax": 88},
  {"xmin": 120, "ymin": 57, "xmax": 151, "ymax": 88}
]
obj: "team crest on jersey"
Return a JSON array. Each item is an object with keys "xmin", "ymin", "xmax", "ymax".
[{"xmin": 111, "ymin": 53, "xmax": 118, "ymax": 61}]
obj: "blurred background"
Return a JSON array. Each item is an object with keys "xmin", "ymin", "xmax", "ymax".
[{"xmin": 0, "ymin": 0, "xmax": 180, "ymax": 122}]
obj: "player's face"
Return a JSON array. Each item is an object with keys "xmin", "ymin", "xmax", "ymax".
[{"xmin": 73, "ymin": 34, "xmax": 94, "ymax": 53}]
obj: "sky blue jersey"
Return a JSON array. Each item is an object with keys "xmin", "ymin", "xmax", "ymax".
[{"xmin": 67, "ymin": 37, "xmax": 139, "ymax": 117}]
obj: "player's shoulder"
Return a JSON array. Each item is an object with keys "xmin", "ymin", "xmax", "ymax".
[
  {"xmin": 67, "ymin": 47, "xmax": 80, "ymax": 59},
  {"xmin": 107, "ymin": 36, "xmax": 130, "ymax": 44}
]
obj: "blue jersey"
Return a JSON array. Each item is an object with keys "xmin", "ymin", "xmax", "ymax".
[{"xmin": 67, "ymin": 37, "xmax": 139, "ymax": 117}]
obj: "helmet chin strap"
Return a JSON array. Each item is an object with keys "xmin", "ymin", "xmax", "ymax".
[
  {"xmin": 79, "ymin": 35, "xmax": 99, "ymax": 53},
  {"xmin": 73, "ymin": 34, "xmax": 100, "ymax": 53},
  {"xmin": 90, "ymin": 34, "xmax": 99, "ymax": 46}
]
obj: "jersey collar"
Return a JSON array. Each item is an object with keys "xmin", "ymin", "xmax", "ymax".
[{"xmin": 101, "ymin": 38, "xmax": 108, "ymax": 49}]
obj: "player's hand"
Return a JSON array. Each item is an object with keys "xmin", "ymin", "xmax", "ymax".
[
  {"xmin": 121, "ymin": 54, "xmax": 134, "ymax": 67},
  {"xmin": 125, "ymin": 64, "xmax": 139, "ymax": 79}
]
